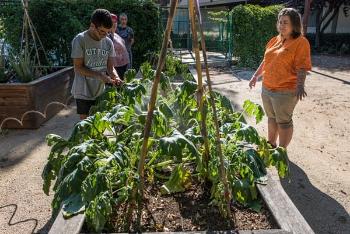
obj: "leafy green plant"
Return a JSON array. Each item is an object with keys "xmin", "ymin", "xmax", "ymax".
[
  {"xmin": 0, "ymin": 41, "xmax": 6, "ymax": 83},
  {"xmin": 231, "ymin": 4, "xmax": 283, "ymax": 68},
  {"xmin": 42, "ymin": 61, "xmax": 289, "ymax": 232},
  {"xmin": 9, "ymin": 52, "xmax": 34, "ymax": 83},
  {"xmin": 0, "ymin": 0, "xmax": 161, "ymax": 68}
]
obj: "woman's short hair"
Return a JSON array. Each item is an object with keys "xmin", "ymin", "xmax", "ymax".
[
  {"xmin": 91, "ymin": 9, "xmax": 113, "ymax": 29},
  {"xmin": 278, "ymin": 8, "xmax": 303, "ymax": 38}
]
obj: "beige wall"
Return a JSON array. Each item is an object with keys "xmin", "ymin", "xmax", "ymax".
[{"xmin": 301, "ymin": 5, "xmax": 349, "ymax": 34}]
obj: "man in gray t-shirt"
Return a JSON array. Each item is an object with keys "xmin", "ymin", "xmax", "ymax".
[{"xmin": 71, "ymin": 9, "xmax": 122, "ymax": 120}]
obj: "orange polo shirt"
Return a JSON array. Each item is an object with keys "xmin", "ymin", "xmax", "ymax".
[{"xmin": 262, "ymin": 35, "xmax": 312, "ymax": 91}]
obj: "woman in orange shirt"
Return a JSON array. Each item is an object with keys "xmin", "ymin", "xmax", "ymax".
[{"xmin": 249, "ymin": 8, "xmax": 312, "ymax": 149}]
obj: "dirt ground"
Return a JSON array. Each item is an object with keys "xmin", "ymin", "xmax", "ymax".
[
  {"xmin": 0, "ymin": 107, "xmax": 79, "ymax": 234},
  {"xmin": 210, "ymin": 54, "xmax": 350, "ymax": 234},
  {"xmin": 0, "ymin": 54, "xmax": 349, "ymax": 234}
]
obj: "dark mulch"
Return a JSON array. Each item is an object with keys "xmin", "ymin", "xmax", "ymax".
[{"xmin": 101, "ymin": 181, "xmax": 278, "ymax": 233}]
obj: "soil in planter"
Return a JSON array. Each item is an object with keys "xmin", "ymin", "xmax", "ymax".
[{"xmin": 83, "ymin": 181, "xmax": 278, "ymax": 232}]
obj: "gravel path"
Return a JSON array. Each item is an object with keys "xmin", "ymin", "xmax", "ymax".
[
  {"xmin": 0, "ymin": 55, "xmax": 349, "ymax": 234},
  {"xmin": 0, "ymin": 105, "xmax": 79, "ymax": 234},
  {"xmin": 210, "ymin": 55, "xmax": 350, "ymax": 234}
]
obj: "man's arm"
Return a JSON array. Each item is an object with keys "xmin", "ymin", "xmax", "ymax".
[
  {"xmin": 107, "ymin": 57, "xmax": 122, "ymax": 85},
  {"xmin": 73, "ymin": 58, "xmax": 115, "ymax": 84},
  {"xmin": 129, "ymin": 27, "xmax": 134, "ymax": 46}
]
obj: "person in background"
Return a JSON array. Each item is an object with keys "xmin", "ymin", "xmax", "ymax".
[
  {"xmin": 71, "ymin": 9, "xmax": 122, "ymax": 120},
  {"xmin": 109, "ymin": 14, "xmax": 129, "ymax": 80},
  {"xmin": 117, "ymin": 13, "xmax": 134, "ymax": 69},
  {"xmin": 249, "ymin": 8, "xmax": 312, "ymax": 149}
]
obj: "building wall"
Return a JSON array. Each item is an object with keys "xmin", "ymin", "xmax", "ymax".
[{"xmin": 302, "ymin": 5, "xmax": 349, "ymax": 34}]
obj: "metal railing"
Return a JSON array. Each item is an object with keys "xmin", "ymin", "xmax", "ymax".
[{"xmin": 160, "ymin": 7, "xmax": 233, "ymax": 60}]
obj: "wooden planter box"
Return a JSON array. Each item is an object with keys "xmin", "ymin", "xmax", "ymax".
[
  {"xmin": 48, "ymin": 170, "xmax": 314, "ymax": 234},
  {"xmin": 0, "ymin": 67, "xmax": 74, "ymax": 129}
]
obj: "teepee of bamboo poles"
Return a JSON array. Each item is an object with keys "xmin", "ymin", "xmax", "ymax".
[
  {"xmin": 20, "ymin": 0, "xmax": 48, "ymax": 67},
  {"xmin": 128, "ymin": 0, "xmax": 235, "ymax": 230}
]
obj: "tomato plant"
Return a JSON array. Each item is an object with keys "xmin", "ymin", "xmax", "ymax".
[{"xmin": 42, "ymin": 62, "xmax": 289, "ymax": 232}]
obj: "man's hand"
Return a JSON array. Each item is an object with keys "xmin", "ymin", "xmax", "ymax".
[
  {"xmin": 112, "ymin": 77, "xmax": 123, "ymax": 86},
  {"xmin": 100, "ymin": 74, "xmax": 116, "ymax": 84},
  {"xmin": 296, "ymin": 85, "xmax": 307, "ymax": 101},
  {"xmin": 249, "ymin": 75, "xmax": 258, "ymax": 89}
]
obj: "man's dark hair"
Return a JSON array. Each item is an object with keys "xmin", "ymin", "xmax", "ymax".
[
  {"xmin": 91, "ymin": 9, "xmax": 113, "ymax": 29},
  {"xmin": 278, "ymin": 8, "xmax": 303, "ymax": 38}
]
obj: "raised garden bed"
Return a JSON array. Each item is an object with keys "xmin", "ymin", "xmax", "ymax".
[
  {"xmin": 0, "ymin": 67, "xmax": 74, "ymax": 129},
  {"xmin": 48, "ymin": 169, "xmax": 313, "ymax": 234},
  {"xmin": 43, "ymin": 62, "xmax": 314, "ymax": 234}
]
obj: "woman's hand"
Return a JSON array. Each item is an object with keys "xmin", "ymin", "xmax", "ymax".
[
  {"xmin": 296, "ymin": 69, "xmax": 307, "ymax": 100},
  {"xmin": 249, "ymin": 75, "xmax": 258, "ymax": 89},
  {"xmin": 296, "ymin": 85, "xmax": 307, "ymax": 100}
]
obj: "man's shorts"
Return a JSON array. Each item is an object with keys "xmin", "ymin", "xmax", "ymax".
[
  {"xmin": 261, "ymin": 86, "xmax": 298, "ymax": 129},
  {"xmin": 76, "ymin": 99, "xmax": 96, "ymax": 115}
]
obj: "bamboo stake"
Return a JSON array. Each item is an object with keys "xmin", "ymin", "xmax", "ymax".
[
  {"xmin": 188, "ymin": 0, "xmax": 210, "ymax": 172},
  {"xmin": 126, "ymin": 0, "xmax": 179, "ymax": 230},
  {"xmin": 21, "ymin": 0, "xmax": 40, "ymax": 66},
  {"xmin": 23, "ymin": 0, "xmax": 29, "ymax": 61},
  {"xmin": 194, "ymin": 0, "xmax": 234, "ymax": 223}
]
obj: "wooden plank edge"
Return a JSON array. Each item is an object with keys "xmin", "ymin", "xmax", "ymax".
[
  {"xmin": 48, "ymin": 209, "xmax": 85, "ymax": 234},
  {"xmin": 257, "ymin": 169, "xmax": 314, "ymax": 234},
  {"xmin": 107, "ymin": 230, "xmax": 290, "ymax": 234}
]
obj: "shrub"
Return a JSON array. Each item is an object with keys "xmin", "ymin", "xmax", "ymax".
[
  {"xmin": 231, "ymin": 4, "xmax": 283, "ymax": 68},
  {"xmin": 306, "ymin": 33, "xmax": 350, "ymax": 55},
  {"xmin": 0, "ymin": 0, "xmax": 161, "ymax": 69}
]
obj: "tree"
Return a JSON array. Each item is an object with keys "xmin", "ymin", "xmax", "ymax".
[{"xmin": 303, "ymin": 0, "xmax": 313, "ymax": 34}]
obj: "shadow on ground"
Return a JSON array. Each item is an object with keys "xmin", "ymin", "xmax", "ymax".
[
  {"xmin": 280, "ymin": 162, "xmax": 350, "ymax": 234},
  {"xmin": 0, "ymin": 204, "xmax": 38, "ymax": 233}
]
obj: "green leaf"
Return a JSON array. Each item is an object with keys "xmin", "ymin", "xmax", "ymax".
[
  {"xmin": 243, "ymin": 149, "xmax": 267, "ymax": 181},
  {"xmin": 215, "ymin": 91, "xmax": 233, "ymax": 112},
  {"xmin": 122, "ymin": 82, "xmax": 147, "ymax": 106},
  {"xmin": 232, "ymin": 178, "xmax": 257, "ymax": 206},
  {"xmin": 82, "ymin": 168, "xmax": 110, "ymax": 204},
  {"xmin": 62, "ymin": 194, "xmax": 85, "ymax": 218},
  {"xmin": 104, "ymin": 104, "xmax": 134, "ymax": 126},
  {"xmin": 178, "ymin": 80, "xmax": 197, "ymax": 97},
  {"xmin": 140, "ymin": 62, "xmax": 154, "ymax": 80},
  {"xmin": 159, "ymin": 129, "xmax": 199, "ymax": 161},
  {"xmin": 248, "ymin": 200, "xmax": 262, "ymax": 212},
  {"xmin": 42, "ymin": 134, "xmax": 70, "ymax": 195},
  {"xmin": 158, "ymin": 100, "xmax": 174, "ymax": 119},
  {"xmin": 85, "ymin": 191, "xmax": 113, "ymax": 233},
  {"xmin": 243, "ymin": 100, "xmax": 264, "ymax": 124},
  {"xmin": 270, "ymin": 147, "xmax": 290, "ymax": 178},
  {"xmin": 124, "ymin": 69, "xmax": 137, "ymax": 82},
  {"xmin": 52, "ymin": 167, "xmax": 88, "ymax": 214},
  {"xmin": 160, "ymin": 164, "xmax": 191, "ymax": 195},
  {"xmin": 236, "ymin": 122, "xmax": 260, "ymax": 145}
]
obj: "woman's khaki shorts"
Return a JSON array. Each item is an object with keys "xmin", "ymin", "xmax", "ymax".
[{"xmin": 261, "ymin": 86, "xmax": 298, "ymax": 129}]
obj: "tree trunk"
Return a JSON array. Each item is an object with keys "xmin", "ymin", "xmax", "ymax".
[
  {"xmin": 315, "ymin": 7, "xmax": 322, "ymax": 49},
  {"xmin": 321, "ymin": 5, "xmax": 341, "ymax": 33},
  {"xmin": 331, "ymin": 9, "xmax": 339, "ymax": 33},
  {"xmin": 303, "ymin": 0, "xmax": 313, "ymax": 34}
]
